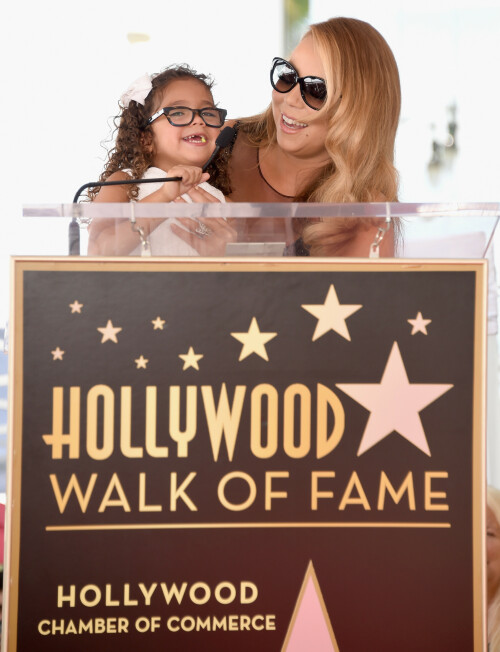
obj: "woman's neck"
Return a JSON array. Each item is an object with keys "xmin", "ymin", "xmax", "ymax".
[{"xmin": 258, "ymin": 143, "xmax": 331, "ymax": 198}]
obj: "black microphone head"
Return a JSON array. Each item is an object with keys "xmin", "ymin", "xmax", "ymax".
[
  {"xmin": 215, "ymin": 126, "xmax": 236, "ymax": 149},
  {"xmin": 202, "ymin": 126, "xmax": 237, "ymax": 172}
]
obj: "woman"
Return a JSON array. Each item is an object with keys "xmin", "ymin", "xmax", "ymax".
[
  {"xmin": 488, "ymin": 485, "xmax": 500, "ymax": 651},
  {"xmin": 176, "ymin": 16, "xmax": 401, "ymax": 257}
]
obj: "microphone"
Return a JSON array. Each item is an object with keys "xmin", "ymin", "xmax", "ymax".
[{"xmin": 202, "ymin": 126, "xmax": 236, "ymax": 172}]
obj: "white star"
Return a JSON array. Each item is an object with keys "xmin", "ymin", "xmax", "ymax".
[
  {"xmin": 336, "ymin": 342, "xmax": 453, "ymax": 456},
  {"xmin": 135, "ymin": 355, "xmax": 148, "ymax": 369},
  {"xmin": 152, "ymin": 316, "xmax": 166, "ymax": 330},
  {"xmin": 408, "ymin": 311, "xmax": 432, "ymax": 335},
  {"xmin": 231, "ymin": 317, "xmax": 277, "ymax": 361},
  {"xmin": 179, "ymin": 346, "xmax": 204, "ymax": 370},
  {"xmin": 69, "ymin": 300, "xmax": 83, "ymax": 313},
  {"xmin": 302, "ymin": 285, "xmax": 362, "ymax": 342},
  {"xmin": 97, "ymin": 320, "xmax": 122, "ymax": 343},
  {"xmin": 51, "ymin": 347, "xmax": 65, "ymax": 360}
]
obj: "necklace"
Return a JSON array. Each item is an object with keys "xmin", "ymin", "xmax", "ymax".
[{"xmin": 257, "ymin": 149, "xmax": 294, "ymax": 199}]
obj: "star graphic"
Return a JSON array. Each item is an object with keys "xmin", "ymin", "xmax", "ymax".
[
  {"xmin": 97, "ymin": 320, "xmax": 122, "ymax": 343},
  {"xmin": 135, "ymin": 355, "xmax": 149, "ymax": 369},
  {"xmin": 69, "ymin": 300, "xmax": 83, "ymax": 313},
  {"xmin": 231, "ymin": 317, "xmax": 277, "ymax": 361},
  {"xmin": 179, "ymin": 346, "xmax": 204, "ymax": 370},
  {"xmin": 152, "ymin": 316, "xmax": 166, "ymax": 330},
  {"xmin": 302, "ymin": 284, "xmax": 362, "ymax": 342},
  {"xmin": 336, "ymin": 341, "xmax": 453, "ymax": 456},
  {"xmin": 408, "ymin": 311, "xmax": 432, "ymax": 335},
  {"xmin": 51, "ymin": 347, "xmax": 65, "ymax": 361}
]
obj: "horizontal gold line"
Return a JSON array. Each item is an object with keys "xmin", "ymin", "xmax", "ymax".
[{"xmin": 46, "ymin": 522, "xmax": 451, "ymax": 532}]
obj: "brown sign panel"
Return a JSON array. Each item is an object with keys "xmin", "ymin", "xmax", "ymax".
[{"xmin": 6, "ymin": 258, "xmax": 486, "ymax": 651}]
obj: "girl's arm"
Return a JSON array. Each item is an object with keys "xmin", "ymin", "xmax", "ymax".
[{"xmin": 87, "ymin": 167, "xmax": 211, "ymax": 255}]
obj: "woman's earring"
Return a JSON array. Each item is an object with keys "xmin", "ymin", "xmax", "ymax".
[{"xmin": 369, "ymin": 205, "xmax": 392, "ymax": 258}]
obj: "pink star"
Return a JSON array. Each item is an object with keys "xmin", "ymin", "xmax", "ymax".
[{"xmin": 336, "ymin": 342, "xmax": 453, "ymax": 456}]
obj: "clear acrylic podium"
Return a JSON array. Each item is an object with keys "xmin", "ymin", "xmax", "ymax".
[{"xmin": 22, "ymin": 201, "xmax": 500, "ymax": 260}]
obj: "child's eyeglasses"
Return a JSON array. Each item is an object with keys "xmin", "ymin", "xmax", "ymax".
[
  {"xmin": 147, "ymin": 106, "xmax": 227, "ymax": 128},
  {"xmin": 270, "ymin": 57, "xmax": 327, "ymax": 110}
]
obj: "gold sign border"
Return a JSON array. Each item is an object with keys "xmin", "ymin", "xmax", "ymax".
[{"xmin": 4, "ymin": 256, "xmax": 487, "ymax": 651}]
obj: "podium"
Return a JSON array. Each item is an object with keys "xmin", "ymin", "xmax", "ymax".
[{"xmin": 4, "ymin": 202, "xmax": 496, "ymax": 650}]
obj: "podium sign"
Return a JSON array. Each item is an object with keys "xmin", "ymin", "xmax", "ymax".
[{"xmin": 6, "ymin": 258, "xmax": 486, "ymax": 651}]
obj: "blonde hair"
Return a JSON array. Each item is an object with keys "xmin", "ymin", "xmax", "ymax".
[
  {"xmin": 489, "ymin": 486, "xmax": 500, "ymax": 651},
  {"xmin": 241, "ymin": 17, "xmax": 401, "ymax": 255}
]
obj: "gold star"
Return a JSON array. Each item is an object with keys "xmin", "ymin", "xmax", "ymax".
[
  {"xmin": 408, "ymin": 312, "xmax": 432, "ymax": 335},
  {"xmin": 231, "ymin": 317, "xmax": 277, "ymax": 361},
  {"xmin": 179, "ymin": 346, "xmax": 204, "ymax": 370},
  {"xmin": 152, "ymin": 316, "xmax": 166, "ymax": 330},
  {"xmin": 302, "ymin": 284, "xmax": 362, "ymax": 342},
  {"xmin": 51, "ymin": 347, "xmax": 65, "ymax": 360},
  {"xmin": 69, "ymin": 300, "xmax": 83, "ymax": 313},
  {"xmin": 135, "ymin": 355, "xmax": 148, "ymax": 369},
  {"xmin": 97, "ymin": 320, "xmax": 122, "ymax": 343}
]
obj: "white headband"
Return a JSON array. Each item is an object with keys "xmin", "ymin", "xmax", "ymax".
[{"xmin": 120, "ymin": 73, "xmax": 153, "ymax": 108}]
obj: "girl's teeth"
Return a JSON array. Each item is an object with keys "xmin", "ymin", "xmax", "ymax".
[{"xmin": 184, "ymin": 135, "xmax": 206, "ymax": 142}]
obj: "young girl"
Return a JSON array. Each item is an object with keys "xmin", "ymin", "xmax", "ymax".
[{"xmin": 87, "ymin": 64, "xmax": 235, "ymax": 255}]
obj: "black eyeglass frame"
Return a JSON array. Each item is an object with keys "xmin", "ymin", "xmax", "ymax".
[
  {"xmin": 270, "ymin": 57, "xmax": 327, "ymax": 110},
  {"xmin": 146, "ymin": 106, "xmax": 228, "ymax": 128}
]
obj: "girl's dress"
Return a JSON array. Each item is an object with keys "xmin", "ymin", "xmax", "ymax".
[{"xmin": 127, "ymin": 166, "xmax": 225, "ymax": 256}]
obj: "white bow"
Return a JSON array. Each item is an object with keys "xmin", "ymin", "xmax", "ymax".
[{"xmin": 120, "ymin": 73, "xmax": 152, "ymax": 107}]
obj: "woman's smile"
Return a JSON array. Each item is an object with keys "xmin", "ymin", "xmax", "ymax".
[{"xmin": 280, "ymin": 112, "xmax": 308, "ymax": 132}]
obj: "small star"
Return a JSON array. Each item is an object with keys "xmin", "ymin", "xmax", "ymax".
[
  {"xmin": 302, "ymin": 284, "xmax": 362, "ymax": 342},
  {"xmin": 336, "ymin": 341, "xmax": 453, "ymax": 456},
  {"xmin": 179, "ymin": 346, "xmax": 204, "ymax": 370},
  {"xmin": 152, "ymin": 316, "xmax": 166, "ymax": 330},
  {"xmin": 231, "ymin": 317, "xmax": 277, "ymax": 361},
  {"xmin": 408, "ymin": 312, "xmax": 432, "ymax": 335},
  {"xmin": 51, "ymin": 347, "xmax": 65, "ymax": 361},
  {"xmin": 97, "ymin": 320, "xmax": 122, "ymax": 343},
  {"xmin": 135, "ymin": 355, "xmax": 148, "ymax": 369},
  {"xmin": 69, "ymin": 300, "xmax": 83, "ymax": 313}
]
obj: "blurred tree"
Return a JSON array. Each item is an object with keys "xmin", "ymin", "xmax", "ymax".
[{"xmin": 284, "ymin": 0, "xmax": 309, "ymax": 55}]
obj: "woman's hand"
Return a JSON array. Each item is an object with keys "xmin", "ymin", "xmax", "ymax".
[
  {"xmin": 170, "ymin": 185, "xmax": 237, "ymax": 255},
  {"xmin": 171, "ymin": 217, "xmax": 237, "ymax": 256}
]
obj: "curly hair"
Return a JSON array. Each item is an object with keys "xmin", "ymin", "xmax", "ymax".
[
  {"xmin": 89, "ymin": 64, "xmax": 231, "ymax": 200},
  {"xmin": 240, "ymin": 17, "xmax": 401, "ymax": 255}
]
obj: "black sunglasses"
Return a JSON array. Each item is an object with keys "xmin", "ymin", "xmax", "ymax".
[
  {"xmin": 147, "ymin": 106, "xmax": 227, "ymax": 128},
  {"xmin": 270, "ymin": 57, "xmax": 327, "ymax": 110}
]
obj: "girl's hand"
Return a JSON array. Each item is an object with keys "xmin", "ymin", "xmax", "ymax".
[
  {"xmin": 157, "ymin": 165, "xmax": 210, "ymax": 202},
  {"xmin": 171, "ymin": 217, "xmax": 237, "ymax": 256}
]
